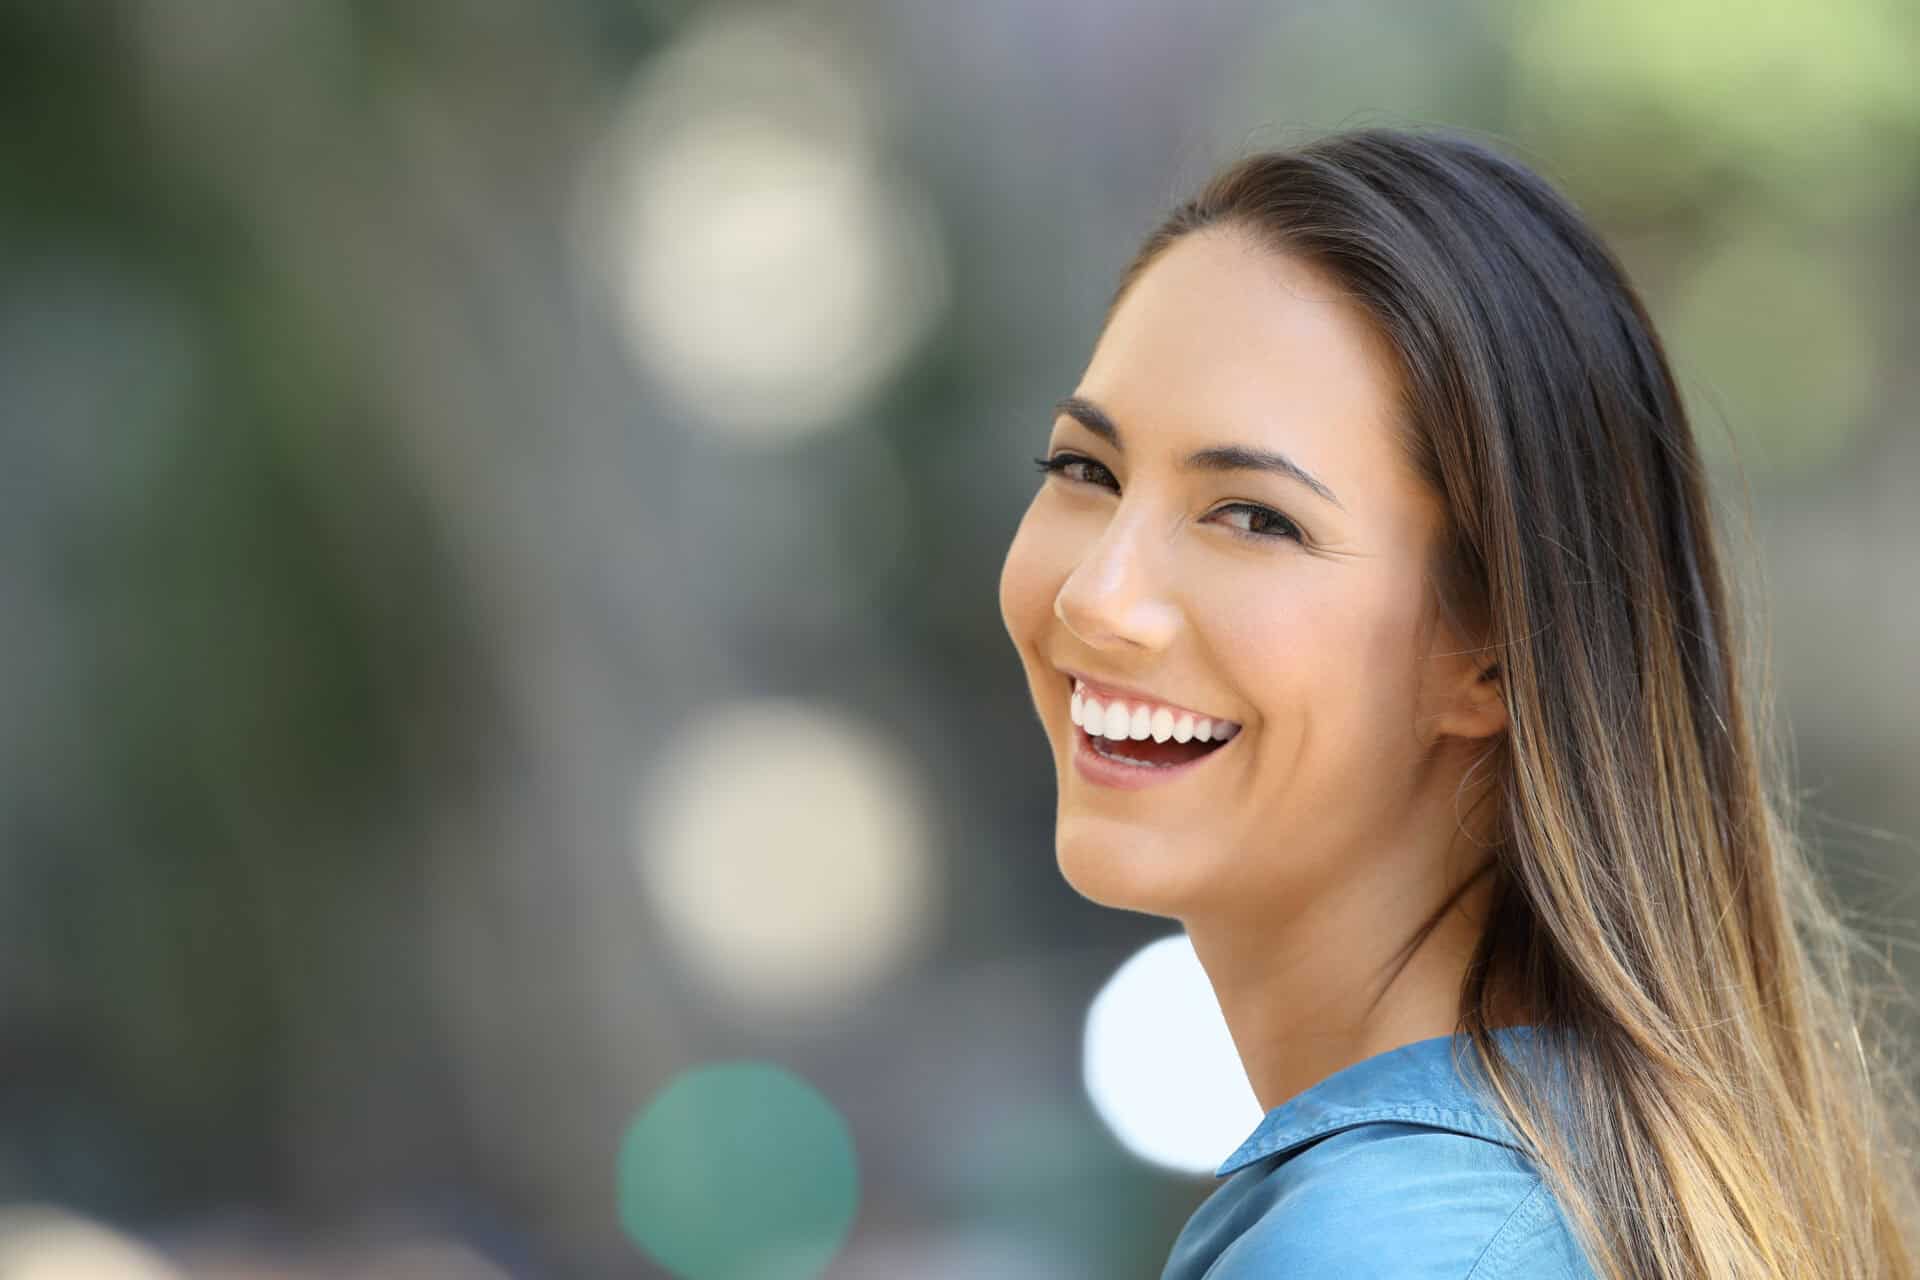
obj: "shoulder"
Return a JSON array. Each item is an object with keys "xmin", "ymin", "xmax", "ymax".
[{"xmin": 1200, "ymin": 1124, "xmax": 1597, "ymax": 1279}]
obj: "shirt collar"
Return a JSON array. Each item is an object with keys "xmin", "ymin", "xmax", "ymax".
[{"xmin": 1214, "ymin": 1024, "xmax": 1547, "ymax": 1178}]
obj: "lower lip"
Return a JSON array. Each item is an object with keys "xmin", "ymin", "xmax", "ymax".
[{"xmin": 1070, "ymin": 721, "xmax": 1236, "ymax": 791}]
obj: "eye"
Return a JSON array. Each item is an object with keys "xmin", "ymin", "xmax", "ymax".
[
  {"xmin": 1032, "ymin": 452, "xmax": 1118, "ymax": 491},
  {"xmin": 1209, "ymin": 502, "xmax": 1304, "ymax": 544},
  {"xmin": 1031, "ymin": 452, "xmax": 1305, "ymax": 545}
]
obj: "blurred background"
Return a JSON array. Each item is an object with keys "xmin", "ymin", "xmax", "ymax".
[{"xmin": 2, "ymin": 0, "xmax": 1917, "ymax": 1275}]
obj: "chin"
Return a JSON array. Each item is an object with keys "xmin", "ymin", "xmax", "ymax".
[{"xmin": 1054, "ymin": 817, "xmax": 1192, "ymax": 919}]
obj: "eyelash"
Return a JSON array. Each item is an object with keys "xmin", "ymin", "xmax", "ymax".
[{"xmin": 1031, "ymin": 452, "xmax": 1305, "ymax": 545}]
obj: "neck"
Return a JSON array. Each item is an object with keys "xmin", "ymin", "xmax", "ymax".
[{"xmin": 1182, "ymin": 812, "xmax": 1528, "ymax": 1114}]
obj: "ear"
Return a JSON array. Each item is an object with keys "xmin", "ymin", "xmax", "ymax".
[{"xmin": 1422, "ymin": 633, "xmax": 1509, "ymax": 744}]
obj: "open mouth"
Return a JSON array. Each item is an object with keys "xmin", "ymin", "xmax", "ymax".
[
  {"xmin": 1081, "ymin": 722, "xmax": 1230, "ymax": 769},
  {"xmin": 1067, "ymin": 674, "xmax": 1241, "ymax": 771}
]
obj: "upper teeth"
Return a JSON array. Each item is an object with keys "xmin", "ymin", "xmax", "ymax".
[{"xmin": 1070, "ymin": 679, "xmax": 1240, "ymax": 745}]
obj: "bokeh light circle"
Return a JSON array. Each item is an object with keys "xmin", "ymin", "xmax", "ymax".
[
  {"xmin": 581, "ymin": 7, "xmax": 948, "ymax": 442},
  {"xmin": 617, "ymin": 1060, "xmax": 859, "ymax": 1280},
  {"xmin": 636, "ymin": 697, "xmax": 934, "ymax": 1021},
  {"xmin": 1082, "ymin": 934, "xmax": 1263, "ymax": 1176},
  {"xmin": 1666, "ymin": 215, "xmax": 1876, "ymax": 471},
  {"xmin": 0, "ymin": 1206, "xmax": 182, "ymax": 1280}
]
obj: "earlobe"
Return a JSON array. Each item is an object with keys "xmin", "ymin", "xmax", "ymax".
[{"xmin": 1419, "ymin": 610, "xmax": 1508, "ymax": 743}]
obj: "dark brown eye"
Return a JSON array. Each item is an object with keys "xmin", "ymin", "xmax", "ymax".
[
  {"xmin": 1032, "ymin": 453, "xmax": 1119, "ymax": 490},
  {"xmin": 1212, "ymin": 503, "xmax": 1303, "ymax": 544}
]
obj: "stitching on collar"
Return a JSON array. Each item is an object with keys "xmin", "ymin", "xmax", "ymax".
[{"xmin": 1214, "ymin": 1103, "xmax": 1526, "ymax": 1177}]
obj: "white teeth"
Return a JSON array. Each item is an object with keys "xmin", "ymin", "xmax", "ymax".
[{"xmin": 1068, "ymin": 678, "xmax": 1240, "ymax": 745}]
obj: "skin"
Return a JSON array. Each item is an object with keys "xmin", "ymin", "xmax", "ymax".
[{"xmin": 998, "ymin": 227, "xmax": 1528, "ymax": 1114}]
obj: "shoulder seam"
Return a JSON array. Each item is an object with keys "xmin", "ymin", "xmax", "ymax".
[{"xmin": 1463, "ymin": 1176, "xmax": 1546, "ymax": 1280}]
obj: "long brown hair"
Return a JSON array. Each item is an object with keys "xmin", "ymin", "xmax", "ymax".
[{"xmin": 1108, "ymin": 128, "xmax": 1920, "ymax": 1278}]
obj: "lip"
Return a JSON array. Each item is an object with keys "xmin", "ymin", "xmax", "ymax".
[
  {"xmin": 1069, "ymin": 716, "xmax": 1239, "ymax": 791},
  {"xmin": 1056, "ymin": 668, "xmax": 1236, "ymax": 729}
]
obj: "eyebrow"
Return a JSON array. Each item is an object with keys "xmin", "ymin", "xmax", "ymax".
[{"xmin": 1053, "ymin": 395, "xmax": 1345, "ymax": 511}]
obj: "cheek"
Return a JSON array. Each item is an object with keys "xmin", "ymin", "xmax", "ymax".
[
  {"xmin": 998, "ymin": 500, "xmax": 1076, "ymax": 650},
  {"xmin": 1204, "ymin": 567, "xmax": 1424, "ymax": 739}
]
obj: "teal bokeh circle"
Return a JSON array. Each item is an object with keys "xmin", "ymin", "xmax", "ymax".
[{"xmin": 617, "ymin": 1060, "xmax": 860, "ymax": 1279}]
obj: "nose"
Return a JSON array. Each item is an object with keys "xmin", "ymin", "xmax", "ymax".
[{"xmin": 1053, "ymin": 511, "xmax": 1182, "ymax": 655}]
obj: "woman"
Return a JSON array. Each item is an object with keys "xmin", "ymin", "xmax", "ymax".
[{"xmin": 998, "ymin": 128, "xmax": 1920, "ymax": 1278}]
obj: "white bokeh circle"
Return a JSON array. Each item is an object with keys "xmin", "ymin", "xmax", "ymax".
[
  {"xmin": 1082, "ymin": 934, "xmax": 1264, "ymax": 1176},
  {"xmin": 636, "ymin": 697, "xmax": 934, "ymax": 1019},
  {"xmin": 580, "ymin": 7, "xmax": 947, "ymax": 442},
  {"xmin": 0, "ymin": 1206, "xmax": 182, "ymax": 1280}
]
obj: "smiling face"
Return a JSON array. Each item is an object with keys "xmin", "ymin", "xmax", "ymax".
[{"xmin": 999, "ymin": 228, "xmax": 1502, "ymax": 926}]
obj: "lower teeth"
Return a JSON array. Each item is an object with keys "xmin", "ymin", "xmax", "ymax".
[{"xmin": 1090, "ymin": 733, "xmax": 1175, "ymax": 767}]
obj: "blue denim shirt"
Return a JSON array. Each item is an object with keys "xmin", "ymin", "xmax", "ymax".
[{"xmin": 1161, "ymin": 1026, "xmax": 1599, "ymax": 1278}]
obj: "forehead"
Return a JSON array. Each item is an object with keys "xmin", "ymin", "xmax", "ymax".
[{"xmin": 1077, "ymin": 229, "xmax": 1420, "ymax": 519}]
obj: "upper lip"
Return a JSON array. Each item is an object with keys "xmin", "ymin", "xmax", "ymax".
[{"xmin": 1057, "ymin": 668, "xmax": 1239, "ymax": 727}]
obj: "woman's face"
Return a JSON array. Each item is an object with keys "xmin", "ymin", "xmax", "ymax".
[{"xmin": 998, "ymin": 229, "xmax": 1479, "ymax": 924}]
